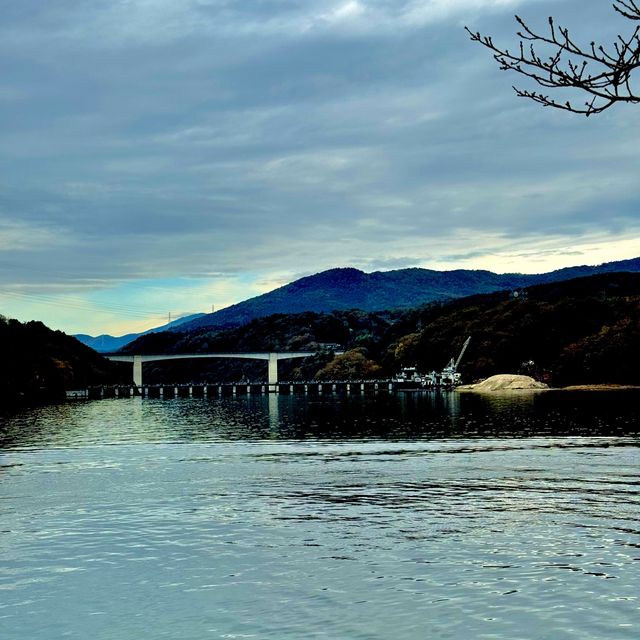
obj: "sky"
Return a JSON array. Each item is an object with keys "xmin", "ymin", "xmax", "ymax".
[{"xmin": 1, "ymin": 0, "xmax": 639, "ymax": 335}]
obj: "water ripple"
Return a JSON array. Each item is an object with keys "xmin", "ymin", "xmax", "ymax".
[{"xmin": 0, "ymin": 393, "xmax": 638, "ymax": 639}]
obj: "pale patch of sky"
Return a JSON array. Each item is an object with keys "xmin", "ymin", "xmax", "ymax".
[{"xmin": 426, "ymin": 233, "xmax": 640, "ymax": 274}]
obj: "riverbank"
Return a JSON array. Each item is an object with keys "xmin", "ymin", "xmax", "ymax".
[
  {"xmin": 458, "ymin": 375, "xmax": 640, "ymax": 393},
  {"xmin": 556, "ymin": 384, "xmax": 640, "ymax": 391}
]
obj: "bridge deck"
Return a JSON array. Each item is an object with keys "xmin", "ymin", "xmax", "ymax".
[{"xmin": 106, "ymin": 351, "xmax": 344, "ymax": 387}]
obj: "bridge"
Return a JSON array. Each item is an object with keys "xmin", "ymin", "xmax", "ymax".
[{"xmin": 106, "ymin": 351, "xmax": 342, "ymax": 389}]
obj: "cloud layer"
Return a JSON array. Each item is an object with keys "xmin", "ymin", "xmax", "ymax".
[{"xmin": 1, "ymin": 0, "xmax": 639, "ymax": 332}]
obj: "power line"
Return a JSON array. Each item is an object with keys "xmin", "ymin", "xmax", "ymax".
[
  {"xmin": 0, "ymin": 262, "xmax": 168, "ymax": 316},
  {"xmin": 0, "ymin": 288, "xmax": 165, "ymax": 320}
]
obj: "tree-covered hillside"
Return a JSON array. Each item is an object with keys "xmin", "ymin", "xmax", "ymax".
[
  {"xmin": 0, "ymin": 316, "xmax": 127, "ymax": 405},
  {"xmin": 119, "ymin": 310, "xmax": 397, "ymax": 383},
  {"xmin": 385, "ymin": 273, "xmax": 640, "ymax": 386},
  {"xmin": 74, "ymin": 257, "xmax": 640, "ymax": 352},
  {"xmin": 121, "ymin": 273, "xmax": 640, "ymax": 386},
  {"xmin": 175, "ymin": 258, "xmax": 640, "ymax": 332}
]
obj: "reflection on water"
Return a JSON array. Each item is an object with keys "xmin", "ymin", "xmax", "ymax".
[
  {"xmin": 2, "ymin": 390, "xmax": 637, "ymax": 449},
  {"xmin": 0, "ymin": 391, "xmax": 638, "ymax": 640}
]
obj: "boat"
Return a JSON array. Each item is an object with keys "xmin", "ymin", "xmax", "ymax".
[
  {"xmin": 392, "ymin": 337, "xmax": 471, "ymax": 390},
  {"xmin": 392, "ymin": 366, "xmax": 426, "ymax": 390},
  {"xmin": 426, "ymin": 336, "xmax": 471, "ymax": 389},
  {"xmin": 435, "ymin": 336, "xmax": 471, "ymax": 388}
]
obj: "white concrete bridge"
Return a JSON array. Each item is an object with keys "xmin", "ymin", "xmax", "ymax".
[{"xmin": 106, "ymin": 352, "xmax": 340, "ymax": 389}]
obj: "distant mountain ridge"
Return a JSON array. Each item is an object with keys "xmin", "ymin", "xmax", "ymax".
[
  {"xmin": 75, "ymin": 313, "xmax": 206, "ymax": 353},
  {"xmin": 177, "ymin": 257, "xmax": 640, "ymax": 332},
  {"xmin": 74, "ymin": 257, "xmax": 640, "ymax": 351}
]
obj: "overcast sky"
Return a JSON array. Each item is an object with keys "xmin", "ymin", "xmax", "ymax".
[{"xmin": 1, "ymin": 0, "xmax": 639, "ymax": 334}]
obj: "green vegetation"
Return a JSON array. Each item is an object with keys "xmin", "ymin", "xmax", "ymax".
[
  {"xmin": 3, "ymin": 271, "xmax": 638, "ymax": 401},
  {"xmin": 169, "ymin": 258, "xmax": 640, "ymax": 333},
  {"xmin": 119, "ymin": 310, "xmax": 395, "ymax": 383},
  {"xmin": 387, "ymin": 273, "xmax": 640, "ymax": 386},
  {"xmin": 0, "ymin": 316, "xmax": 127, "ymax": 406},
  {"xmin": 74, "ymin": 257, "xmax": 640, "ymax": 353},
  {"xmin": 122, "ymin": 272, "xmax": 640, "ymax": 387},
  {"xmin": 315, "ymin": 349, "xmax": 382, "ymax": 380}
]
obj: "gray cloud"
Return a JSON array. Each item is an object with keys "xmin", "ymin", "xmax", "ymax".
[{"xmin": 1, "ymin": 0, "xmax": 639, "ymax": 301}]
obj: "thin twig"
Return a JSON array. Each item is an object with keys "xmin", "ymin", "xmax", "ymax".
[{"xmin": 466, "ymin": 0, "xmax": 640, "ymax": 115}]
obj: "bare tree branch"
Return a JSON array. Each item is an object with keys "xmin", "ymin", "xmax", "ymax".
[{"xmin": 466, "ymin": 0, "xmax": 640, "ymax": 115}]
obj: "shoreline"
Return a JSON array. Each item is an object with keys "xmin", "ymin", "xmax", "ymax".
[
  {"xmin": 554, "ymin": 384, "xmax": 640, "ymax": 391},
  {"xmin": 457, "ymin": 384, "xmax": 640, "ymax": 393},
  {"xmin": 456, "ymin": 374, "xmax": 640, "ymax": 393}
]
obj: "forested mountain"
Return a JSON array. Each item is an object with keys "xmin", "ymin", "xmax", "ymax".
[
  {"xmin": 120, "ymin": 272, "xmax": 640, "ymax": 387},
  {"xmin": 74, "ymin": 257, "xmax": 640, "ymax": 351},
  {"xmin": 0, "ymin": 316, "xmax": 127, "ymax": 405},
  {"xmin": 176, "ymin": 257, "xmax": 640, "ymax": 332}
]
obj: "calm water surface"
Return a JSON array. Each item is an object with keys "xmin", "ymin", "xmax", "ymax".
[{"xmin": 1, "ymin": 391, "xmax": 638, "ymax": 639}]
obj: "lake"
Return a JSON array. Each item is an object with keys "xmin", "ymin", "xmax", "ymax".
[{"xmin": 1, "ymin": 391, "xmax": 638, "ymax": 639}]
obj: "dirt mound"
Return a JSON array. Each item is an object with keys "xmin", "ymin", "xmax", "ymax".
[{"xmin": 457, "ymin": 374, "xmax": 549, "ymax": 392}]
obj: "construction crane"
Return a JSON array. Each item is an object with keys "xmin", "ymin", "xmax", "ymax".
[
  {"xmin": 454, "ymin": 336, "xmax": 471, "ymax": 371},
  {"xmin": 440, "ymin": 336, "xmax": 471, "ymax": 386}
]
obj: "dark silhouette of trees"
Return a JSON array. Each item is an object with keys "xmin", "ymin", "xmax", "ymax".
[
  {"xmin": 0, "ymin": 315, "xmax": 127, "ymax": 405},
  {"xmin": 467, "ymin": 0, "xmax": 640, "ymax": 115}
]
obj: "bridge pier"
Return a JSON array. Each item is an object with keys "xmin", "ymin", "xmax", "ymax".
[
  {"xmin": 268, "ymin": 353, "xmax": 278, "ymax": 392},
  {"xmin": 133, "ymin": 355, "xmax": 142, "ymax": 387}
]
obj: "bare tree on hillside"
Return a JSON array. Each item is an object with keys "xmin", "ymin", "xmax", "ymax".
[{"xmin": 466, "ymin": 0, "xmax": 640, "ymax": 115}]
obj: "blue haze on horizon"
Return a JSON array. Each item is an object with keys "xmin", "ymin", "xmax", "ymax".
[{"xmin": 0, "ymin": 0, "xmax": 639, "ymax": 334}]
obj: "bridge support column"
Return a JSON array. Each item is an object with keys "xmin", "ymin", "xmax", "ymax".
[
  {"xmin": 133, "ymin": 356, "xmax": 143, "ymax": 387},
  {"xmin": 268, "ymin": 353, "xmax": 278, "ymax": 392}
]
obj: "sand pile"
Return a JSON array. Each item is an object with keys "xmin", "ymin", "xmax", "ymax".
[{"xmin": 457, "ymin": 374, "xmax": 549, "ymax": 392}]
